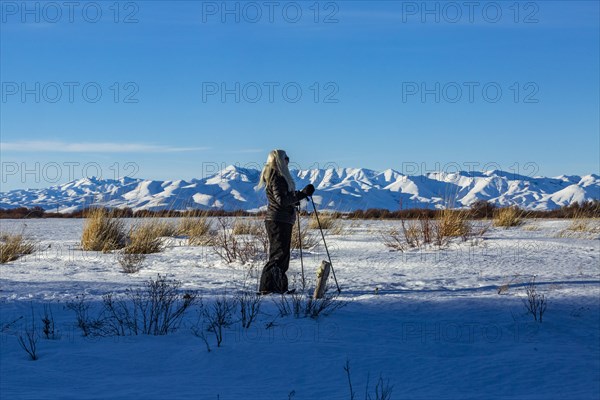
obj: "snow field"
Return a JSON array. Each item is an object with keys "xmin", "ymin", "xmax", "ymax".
[{"xmin": 0, "ymin": 218, "xmax": 598, "ymax": 399}]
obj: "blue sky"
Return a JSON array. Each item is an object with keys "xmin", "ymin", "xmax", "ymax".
[{"xmin": 1, "ymin": 1, "xmax": 599, "ymax": 190}]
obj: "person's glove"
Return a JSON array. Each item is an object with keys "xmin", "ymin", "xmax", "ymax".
[{"xmin": 302, "ymin": 184, "xmax": 315, "ymax": 197}]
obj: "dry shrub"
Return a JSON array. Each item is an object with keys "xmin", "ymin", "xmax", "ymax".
[
  {"xmin": 275, "ymin": 291, "xmax": 346, "ymax": 319},
  {"xmin": 117, "ymin": 252, "xmax": 146, "ymax": 273},
  {"xmin": 381, "ymin": 228, "xmax": 407, "ymax": 251},
  {"xmin": 471, "ymin": 221, "xmax": 491, "ymax": 238},
  {"xmin": 252, "ymin": 221, "xmax": 269, "ymax": 255},
  {"xmin": 0, "ymin": 233, "xmax": 35, "ymax": 263},
  {"xmin": 179, "ymin": 213, "xmax": 212, "ymax": 245},
  {"xmin": 81, "ymin": 208, "xmax": 126, "ymax": 252},
  {"xmin": 199, "ymin": 296, "xmax": 235, "ymax": 348},
  {"xmin": 382, "ymin": 212, "xmax": 476, "ymax": 251},
  {"xmin": 403, "ymin": 220, "xmax": 422, "ymax": 247},
  {"xmin": 493, "ymin": 207, "xmax": 523, "ymax": 228},
  {"xmin": 292, "ymin": 219, "xmax": 318, "ymax": 250},
  {"xmin": 18, "ymin": 310, "xmax": 39, "ymax": 361},
  {"xmin": 382, "ymin": 220, "xmax": 433, "ymax": 251},
  {"xmin": 523, "ymin": 277, "xmax": 547, "ymax": 323},
  {"xmin": 212, "ymin": 218, "xmax": 265, "ymax": 264},
  {"xmin": 68, "ymin": 275, "xmax": 198, "ymax": 337}
]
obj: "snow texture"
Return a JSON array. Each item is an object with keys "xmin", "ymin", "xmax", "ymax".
[{"xmin": 0, "ymin": 217, "xmax": 599, "ymax": 399}]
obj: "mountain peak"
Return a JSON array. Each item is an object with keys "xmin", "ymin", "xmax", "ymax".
[{"xmin": 1, "ymin": 167, "xmax": 598, "ymax": 213}]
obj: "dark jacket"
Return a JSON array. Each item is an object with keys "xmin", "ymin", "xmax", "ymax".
[{"xmin": 265, "ymin": 170, "xmax": 307, "ymax": 225}]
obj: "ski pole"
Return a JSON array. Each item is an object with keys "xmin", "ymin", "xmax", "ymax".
[
  {"xmin": 309, "ymin": 196, "xmax": 341, "ymax": 293},
  {"xmin": 296, "ymin": 204, "xmax": 306, "ymax": 292}
]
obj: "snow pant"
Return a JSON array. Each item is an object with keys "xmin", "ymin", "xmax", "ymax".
[{"xmin": 259, "ymin": 220, "xmax": 293, "ymax": 293}]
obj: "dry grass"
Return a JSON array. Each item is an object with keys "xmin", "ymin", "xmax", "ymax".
[
  {"xmin": 522, "ymin": 223, "xmax": 540, "ymax": 231},
  {"xmin": 567, "ymin": 209, "xmax": 600, "ymax": 233},
  {"xmin": 149, "ymin": 220, "xmax": 178, "ymax": 237},
  {"xmin": 0, "ymin": 233, "xmax": 35, "ymax": 263},
  {"xmin": 493, "ymin": 207, "xmax": 523, "ymax": 228},
  {"xmin": 382, "ymin": 227, "xmax": 408, "ymax": 251},
  {"xmin": 404, "ymin": 220, "xmax": 424, "ymax": 247},
  {"xmin": 251, "ymin": 221, "xmax": 269, "ymax": 255},
  {"xmin": 292, "ymin": 219, "xmax": 318, "ymax": 250},
  {"xmin": 308, "ymin": 213, "xmax": 335, "ymax": 229},
  {"xmin": 178, "ymin": 213, "xmax": 212, "ymax": 245},
  {"xmin": 382, "ymin": 211, "xmax": 479, "ymax": 251},
  {"xmin": 557, "ymin": 210, "xmax": 600, "ymax": 238},
  {"xmin": 438, "ymin": 209, "xmax": 471, "ymax": 237},
  {"xmin": 81, "ymin": 208, "xmax": 126, "ymax": 252},
  {"xmin": 497, "ymin": 284, "xmax": 510, "ymax": 295},
  {"xmin": 123, "ymin": 221, "xmax": 165, "ymax": 254},
  {"xmin": 211, "ymin": 218, "xmax": 265, "ymax": 264},
  {"xmin": 232, "ymin": 219, "xmax": 263, "ymax": 236},
  {"xmin": 568, "ymin": 219, "xmax": 592, "ymax": 232},
  {"xmin": 382, "ymin": 219, "xmax": 436, "ymax": 251},
  {"xmin": 308, "ymin": 213, "xmax": 345, "ymax": 235}
]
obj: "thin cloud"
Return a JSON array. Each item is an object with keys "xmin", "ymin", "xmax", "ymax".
[{"xmin": 1, "ymin": 141, "xmax": 210, "ymax": 153}]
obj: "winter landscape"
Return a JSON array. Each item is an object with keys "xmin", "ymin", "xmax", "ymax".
[
  {"xmin": 1, "ymin": 166, "xmax": 599, "ymax": 213},
  {"xmin": 1, "ymin": 189, "xmax": 599, "ymax": 399},
  {"xmin": 2, "ymin": 1, "xmax": 599, "ymax": 399}
]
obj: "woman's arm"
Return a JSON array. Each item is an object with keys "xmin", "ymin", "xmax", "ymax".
[{"xmin": 270, "ymin": 174, "xmax": 308, "ymax": 207}]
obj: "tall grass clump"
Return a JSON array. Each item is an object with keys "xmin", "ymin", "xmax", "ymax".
[
  {"xmin": 123, "ymin": 220, "xmax": 166, "ymax": 254},
  {"xmin": 493, "ymin": 206, "xmax": 523, "ymax": 228},
  {"xmin": 308, "ymin": 212, "xmax": 336, "ymax": 230},
  {"xmin": 178, "ymin": 212, "xmax": 212, "ymax": 245},
  {"xmin": 567, "ymin": 209, "xmax": 600, "ymax": 232},
  {"xmin": 148, "ymin": 220, "xmax": 178, "ymax": 237},
  {"xmin": 307, "ymin": 212, "xmax": 346, "ymax": 235},
  {"xmin": 0, "ymin": 233, "xmax": 35, "ymax": 263},
  {"xmin": 382, "ymin": 211, "xmax": 480, "ymax": 251},
  {"xmin": 232, "ymin": 219, "xmax": 263, "ymax": 235},
  {"xmin": 438, "ymin": 209, "xmax": 471, "ymax": 238},
  {"xmin": 557, "ymin": 209, "xmax": 600, "ymax": 238},
  {"xmin": 81, "ymin": 208, "xmax": 126, "ymax": 252}
]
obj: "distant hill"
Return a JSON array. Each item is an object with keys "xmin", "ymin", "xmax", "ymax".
[{"xmin": 1, "ymin": 165, "xmax": 598, "ymax": 213}]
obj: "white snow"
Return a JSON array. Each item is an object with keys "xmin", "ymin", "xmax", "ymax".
[
  {"xmin": 0, "ymin": 217, "xmax": 599, "ymax": 399},
  {"xmin": 1, "ymin": 166, "xmax": 598, "ymax": 213}
]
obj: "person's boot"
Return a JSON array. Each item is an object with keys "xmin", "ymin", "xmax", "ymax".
[{"xmin": 272, "ymin": 268, "xmax": 286, "ymax": 294}]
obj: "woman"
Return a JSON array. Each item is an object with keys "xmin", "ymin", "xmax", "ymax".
[{"xmin": 258, "ymin": 149, "xmax": 315, "ymax": 294}]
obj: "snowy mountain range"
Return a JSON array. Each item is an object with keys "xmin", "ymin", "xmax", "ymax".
[{"xmin": 1, "ymin": 165, "xmax": 598, "ymax": 213}]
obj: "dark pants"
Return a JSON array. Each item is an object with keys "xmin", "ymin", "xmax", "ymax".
[{"xmin": 259, "ymin": 220, "xmax": 293, "ymax": 293}]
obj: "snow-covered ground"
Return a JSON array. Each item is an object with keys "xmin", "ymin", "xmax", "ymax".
[{"xmin": 1, "ymin": 218, "xmax": 599, "ymax": 399}]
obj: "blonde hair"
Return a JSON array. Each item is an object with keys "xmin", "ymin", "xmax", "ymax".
[{"xmin": 258, "ymin": 149, "xmax": 296, "ymax": 192}]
